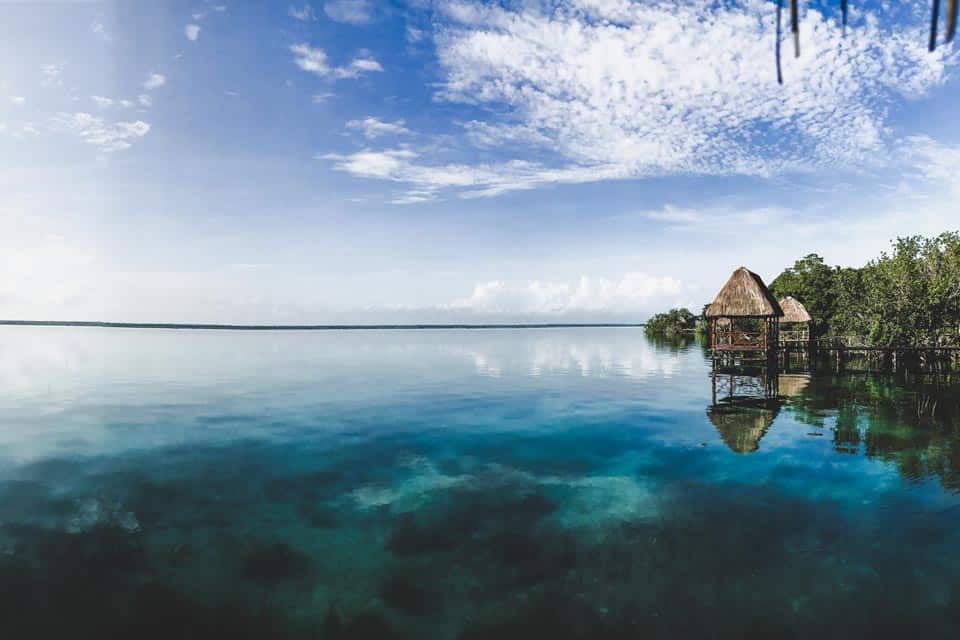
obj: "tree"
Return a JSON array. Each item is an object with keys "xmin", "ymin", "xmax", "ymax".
[
  {"xmin": 645, "ymin": 308, "xmax": 698, "ymax": 337},
  {"xmin": 769, "ymin": 254, "xmax": 837, "ymax": 336},
  {"xmin": 830, "ymin": 267, "xmax": 867, "ymax": 340},
  {"xmin": 865, "ymin": 234, "xmax": 960, "ymax": 346}
]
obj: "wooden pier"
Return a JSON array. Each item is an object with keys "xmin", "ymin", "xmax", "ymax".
[{"xmin": 780, "ymin": 340, "xmax": 960, "ymax": 373}]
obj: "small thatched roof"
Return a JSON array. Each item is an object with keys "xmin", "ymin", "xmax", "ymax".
[
  {"xmin": 707, "ymin": 399, "xmax": 781, "ymax": 453},
  {"xmin": 705, "ymin": 267, "xmax": 784, "ymax": 318},
  {"xmin": 778, "ymin": 296, "xmax": 812, "ymax": 323}
]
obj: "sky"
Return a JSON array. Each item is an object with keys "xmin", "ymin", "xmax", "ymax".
[{"xmin": 1, "ymin": 0, "xmax": 959, "ymax": 324}]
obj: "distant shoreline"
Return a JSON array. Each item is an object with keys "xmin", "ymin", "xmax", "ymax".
[{"xmin": 0, "ymin": 320, "xmax": 646, "ymax": 331}]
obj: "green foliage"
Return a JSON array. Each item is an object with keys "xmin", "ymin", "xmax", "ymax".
[
  {"xmin": 856, "ymin": 233, "xmax": 960, "ymax": 347},
  {"xmin": 769, "ymin": 254, "xmax": 837, "ymax": 336},
  {"xmin": 645, "ymin": 308, "xmax": 698, "ymax": 337},
  {"xmin": 769, "ymin": 233, "xmax": 960, "ymax": 347}
]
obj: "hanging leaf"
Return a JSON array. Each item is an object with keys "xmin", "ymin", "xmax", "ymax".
[
  {"xmin": 776, "ymin": 0, "xmax": 784, "ymax": 84},
  {"xmin": 947, "ymin": 0, "xmax": 958, "ymax": 42},
  {"xmin": 791, "ymin": 0, "xmax": 800, "ymax": 57},
  {"xmin": 930, "ymin": 0, "xmax": 941, "ymax": 51}
]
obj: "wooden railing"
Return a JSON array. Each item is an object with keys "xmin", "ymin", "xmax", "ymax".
[
  {"xmin": 779, "ymin": 329, "xmax": 809, "ymax": 343},
  {"xmin": 713, "ymin": 331, "xmax": 767, "ymax": 349}
]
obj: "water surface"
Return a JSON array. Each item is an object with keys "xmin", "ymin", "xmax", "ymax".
[{"xmin": 1, "ymin": 327, "xmax": 959, "ymax": 638}]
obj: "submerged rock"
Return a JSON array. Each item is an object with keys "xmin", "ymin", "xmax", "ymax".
[
  {"xmin": 241, "ymin": 541, "xmax": 312, "ymax": 585},
  {"xmin": 488, "ymin": 529, "xmax": 577, "ymax": 586},
  {"xmin": 321, "ymin": 602, "xmax": 343, "ymax": 636},
  {"xmin": 336, "ymin": 610, "xmax": 409, "ymax": 640},
  {"xmin": 298, "ymin": 502, "xmax": 338, "ymax": 528},
  {"xmin": 387, "ymin": 514, "xmax": 459, "ymax": 556},
  {"xmin": 379, "ymin": 575, "xmax": 434, "ymax": 616}
]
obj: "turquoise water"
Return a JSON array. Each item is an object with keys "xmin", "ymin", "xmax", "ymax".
[{"xmin": 1, "ymin": 327, "xmax": 959, "ymax": 638}]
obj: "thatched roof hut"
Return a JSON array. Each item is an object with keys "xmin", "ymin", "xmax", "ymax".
[
  {"xmin": 706, "ymin": 267, "xmax": 784, "ymax": 318},
  {"xmin": 705, "ymin": 267, "xmax": 783, "ymax": 352},
  {"xmin": 706, "ymin": 399, "xmax": 781, "ymax": 453},
  {"xmin": 778, "ymin": 296, "xmax": 811, "ymax": 323}
]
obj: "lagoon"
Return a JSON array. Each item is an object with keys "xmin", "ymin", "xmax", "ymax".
[{"xmin": 1, "ymin": 327, "xmax": 959, "ymax": 638}]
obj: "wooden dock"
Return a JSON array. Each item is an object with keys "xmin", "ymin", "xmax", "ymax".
[{"xmin": 712, "ymin": 339, "xmax": 960, "ymax": 374}]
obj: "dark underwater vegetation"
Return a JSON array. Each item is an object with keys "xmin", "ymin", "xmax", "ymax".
[{"xmin": 1, "ymin": 328, "xmax": 960, "ymax": 638}]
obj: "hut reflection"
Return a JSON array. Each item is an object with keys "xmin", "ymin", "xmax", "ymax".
[
  {"xmin": 705, "ymin": 372, "xmax": 814, "ymax": 454},
  {"xmin": 707, "ymin": 398, "xmax": 781, "ymax": 453},
  {"xmin": 708, "ymin": 365, "xmax": 783, "ymax": 454}
]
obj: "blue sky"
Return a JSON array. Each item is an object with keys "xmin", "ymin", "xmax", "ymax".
[{"xmin": 1, "ymin": 0, "xmax": 959, "ymax": 323}]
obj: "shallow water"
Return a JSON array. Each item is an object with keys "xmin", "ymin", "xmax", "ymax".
[{"xmin": 1, "ymin": 327, "xmax": 959, "ymax": 638}]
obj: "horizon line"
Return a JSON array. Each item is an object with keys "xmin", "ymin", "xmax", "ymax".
[{"xmin": 0, "ymin": 320, "xmax": 647, "ymax": 331}]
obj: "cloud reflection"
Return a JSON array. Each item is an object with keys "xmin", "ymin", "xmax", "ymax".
[{"xmin": 455, "ymin": 331, "xmax": 681, "ymax": 380}]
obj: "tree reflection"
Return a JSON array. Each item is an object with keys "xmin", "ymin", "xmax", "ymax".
[{"xmin": 784, "ymin": 374, "xmax": 960, "ymax": 490}]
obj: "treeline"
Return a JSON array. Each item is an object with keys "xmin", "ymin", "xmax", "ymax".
[
  {"xmin": 645, "ymin": 232, "xmax": 960, "ymax": 348},
  {"xmin": 769, "ymin": 233, "xmax": 960, "ymax": 347},
  {"xmin": 644, "ymin": 307, "xmax": 700, "ymax": 337}
]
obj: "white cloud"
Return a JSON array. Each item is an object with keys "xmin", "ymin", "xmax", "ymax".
[
  {"xmin": 450, "ymin": 273, "xmax": 683, "ymax": 315},
  {"xmin": 290, "ymin": 43, "xmax": 331, "ymax": 74},
  {"xmin": 344, "ymin": 57, "xmax": 382, "ymax": 74},
  {"xmin": 1, "ymin": 121, "xmax": 39, "ymax": 139},
  {"xmin": 326, "ymin": 0, "xmax": 954, "ymax": 201},
  {"xmin": 192, "ymin": 3, "xmax": 227, "ymax": 21},
  {"xmin": 462, "ymin": 120, "xmax": 551, "ymax": 149},
  {"xmin": 142, "ymin": 73, "xmax": 166, "ymax": 90},
  {"xmin": 346, "ymin": 116, "xmax": 410, "ymax": 139},
  {"xmin": 312, "ymin": 92, "xmax": 334, "ymax": 103},
  {"xmin": 10, "ymin": 96, "xmax": 26, "ymax": 105},
  {"xmin": 324, "ymin": 0, "xmax": 372, "ymax": 25},
  {"xmin": 91, "ymin": 21, "xmax": 110, "ymax": 40},
  {"xmin": 635, "ymin": 190, "xmax": 960, "ymax": 274},
  {"xmin": 138, "ymin": 94, "xmax": 153, "ymax": 107},
  {"xmin": 642, "ymin": 204, "xmax": 790, "ymax": 232},
  {"xmin": 52, "ymin": 112, "xmax": 151, "ymax": 152},
  {"xmin": 406, "ymin": 25, "xmax": 425, "ymax": 43},
  {"xmin": 317, "ymin": 132, "xmax": 960, "ymax": 205},
  {"xmin": 903, "ymin": 135, "xmax": 960, "ymax": 196},
  {"xmin": 289, "ymin": 43, "xmax": 383, "ymax": 79},
  {"xmin": 185, "ymin": 24, "xmax": 201, "ymax": 41},
  {"xmin": 91, "ymin": 96, "xmax": 135, "ymax": 110},
  {"xmin": 434, "ymin": 1, "xmax": 947, "ymax": 172},
  {"xmin": 41, "ymin": 63, "xmax": 63, "ymax": 86},
  {"xmin": 323, "ymin": 147, "xmax": 627, "ymax": 202},
  {"xmin": 288, "ymin": 4, "xmax": 317, "ymax": 21}
]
